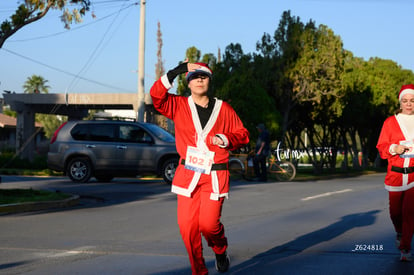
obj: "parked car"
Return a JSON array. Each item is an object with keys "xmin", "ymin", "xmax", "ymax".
[{"xmin": 47, "ymin": 120, "xmax": 179, "ymax": 184}]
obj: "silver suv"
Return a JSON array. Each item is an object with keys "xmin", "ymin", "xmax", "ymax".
[{"xmin": 47, "ymin": 120, "xmax": 179, "ymax": 184}]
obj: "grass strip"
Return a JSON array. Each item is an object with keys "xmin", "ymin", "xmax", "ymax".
[{"xmin": 0, "ymin": 188, "xmax": 70, "ymax": 205}]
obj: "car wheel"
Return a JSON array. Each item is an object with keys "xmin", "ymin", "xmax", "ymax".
[
  {"xmin": 67, "ymin": 157, "xmax": 92, "ymax": 183},
  {"xmin": 161, "ymin": 158, "xmax": 178, "ymax": 184}
]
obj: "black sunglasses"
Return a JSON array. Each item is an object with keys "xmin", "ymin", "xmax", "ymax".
[{"xmin": 189, "ymin": 73, "xmax": 209, "ymax": 81}]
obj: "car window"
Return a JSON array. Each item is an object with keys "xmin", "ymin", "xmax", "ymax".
[
  {"xmin": 90, "ymin": 124, "xmax": 116, "ymax": 141},
  {"xmin": 71, "ymin": 124, "xmax": 116, "ymax": 142},
  {"xmin": 71, "ymin": 124, "xmax": 89, "ymax": 140},
  {"xmin": 145, "ymin": 124, "xmax": 175, "ymax": 142},
  {"xmin": 119, "ymin": 125, "xmax": 152, "ymax": 143}
]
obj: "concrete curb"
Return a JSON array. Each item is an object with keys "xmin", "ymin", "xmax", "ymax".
[{"xmin": 0, "ymin": 194, "xmax": 80, "ymax": 214}]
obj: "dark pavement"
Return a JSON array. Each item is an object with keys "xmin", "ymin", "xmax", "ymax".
[{"xmin": 0, "ymin": 174, "xmax": 413, "ymax": 274}]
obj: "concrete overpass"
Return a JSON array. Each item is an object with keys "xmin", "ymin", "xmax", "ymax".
[{"xmin": 3, "ymin": 92, "xmax": 153, "ymax": 161}]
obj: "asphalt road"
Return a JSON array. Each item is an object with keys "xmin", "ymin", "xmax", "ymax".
[{"xmin": 0, "ymin": 174, "xmax": 413, "ymax": 274}]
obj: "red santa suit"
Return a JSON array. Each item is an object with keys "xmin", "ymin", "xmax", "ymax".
[
  {"xmin": 377, "ymin": 114, "xmax": 414, "ymax": 190},
  {"xmin": 377, "ymin": 113, "xmax": 414, "ymax": 253},
  {"xmin": 150, "ymin": 74, "xmax": 249, "ymax": 274}
]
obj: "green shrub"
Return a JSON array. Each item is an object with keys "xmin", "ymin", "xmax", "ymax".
[{"xmin": 0, "ymin": 150, "xmax": 48, "ymax": 170}]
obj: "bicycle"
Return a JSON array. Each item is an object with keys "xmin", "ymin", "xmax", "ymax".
[
  {"xmin": 229, "ymin": 149, "xmax": 296, "ymax": 182},
  {"xmin": 267, "ymin": 150, "xmax": 296, "ymax": 181}
]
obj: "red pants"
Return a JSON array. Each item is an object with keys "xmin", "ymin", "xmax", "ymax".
[
  {"xmin": 389, "ymin": 187, "xmax": 414, "ymax": 251},
  {"xmin": 177, "ymin": 175, "xmax": 228, "ymax": 275}
]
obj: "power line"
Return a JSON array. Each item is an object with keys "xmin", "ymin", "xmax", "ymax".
[
  {"xmin": 6, "ymin": 2, "xmax": 139, "ymax": 43},
  {"xmin": 66, "ymin": 0, "xmax": 134, "ymax": 92},
  {"xmin": 1, "ymin": 47, "xmax": 135, "ymax": 93},
  {"xmin": 1, "ymin": 1, "xmax": 140, "ymax": 93}
]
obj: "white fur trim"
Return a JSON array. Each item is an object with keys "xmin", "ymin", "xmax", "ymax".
[
  {"xmin": 210, "ymin": 192, "xmax": 229, "ymax": 200},
  {"xmin": 195, "ymin": 66, "xmax": 212, "ymax": 75},
  {"xmin": 184, "ymin": 97, "xmax": 226, "ymax": 200},
  {"xmin": 403, "ymin": 158, "xmax": 410, "ymax": 186},
  {"xmin": 186, "ymin": 66, "xmax": 212, "ymax": 81},
  {"xmin": 399, "ymin": 88, "xmax": 414, "ymax": 101},
  {"xmin": 171, "ymin": 185, "xmax": 192, "ymax": 197},
  {"xmin": 395, "ymin": 114, "xmax": 411, "ymax": 140},
  {"xmin": 171, "ymin": 169, "xmax": 201, "ymax": 197},
  {"xmin": 385, "ymin": 182, "xmax": 414, "ymax": 192},
  {"xmin": 389, "ymin": 144, "xmax": 398, "ymax": 155},
  {"xmin": 210, "ymin": 170, "xmax": 220, "ymax": 200},
  {"xmin": 215, "ymin": 134, "xmax": 229, "ymax": 148},
  {"xmin": 161, "ymin": 74, "xmax": 172, "ymax": 89}
]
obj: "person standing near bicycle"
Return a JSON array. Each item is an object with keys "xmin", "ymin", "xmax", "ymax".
[
  {"xmin": 377, "ymin": 84, "xmax": 414, "ymax": 262},
  {"xmin": 150, "ymin": 60, "xmax": 250, "ymax": 274},
  {"xmin": 253, "ymin": 123, "xmax": 270, "ymax": 181}
]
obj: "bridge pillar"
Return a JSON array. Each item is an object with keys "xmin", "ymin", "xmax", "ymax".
[{"xmin": 16, "ymin": 108, "xmax": 36, "ymax": 161}]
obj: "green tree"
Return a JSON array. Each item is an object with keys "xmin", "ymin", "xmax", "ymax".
[
  {"xmin": 256, "ymin": 11, "xmax": 311, "ymax": 147},
  {"xmin": 0, "ymin": 0, "xmax": 91, "ymax": 48},
  {"xmin": 185, "ymin": 46, "xmax": 201, "ymax": 63},
  {"xmin": 201, "ymin": 53, "xmax": 217, "ymax": 69},
  {"xmin": 37, "ymin": 114, "xmax": 66, "ymax": 138},
  {"xmin": 214, "ymin": 43, "xmax": 281, "ymax": 142},
  {"xmin": 290, "ymin": 25, "xmax": 344, "ymax": 109},
  {"xmin": 365, "ymin": 58, "xmax": 414, "ymax": 116},
  {"xmin": 339, "ymin": 53, "xmax": 372, "ymax": 169},
  {"xmin": 287, "ymin": 24, "xmax": 345, "ymax": 171},
  {"xmin": 23, "ymin": 75, "xmax": 50, "ymax": 94}
]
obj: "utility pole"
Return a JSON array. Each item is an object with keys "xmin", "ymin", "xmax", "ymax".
[{"xmin": 136, "ymin": 0, "xmax": 146, "ymax": 122}]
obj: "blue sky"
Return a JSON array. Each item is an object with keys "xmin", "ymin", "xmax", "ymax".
[{"xmin": 0, "ymin": 0, "xmax": 413, "ymax": 96}]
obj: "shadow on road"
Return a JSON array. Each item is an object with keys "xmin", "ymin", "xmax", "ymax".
[
  {"xmin": 52, "ymin": 179, "xmax": 176, "ymax": 211},
  {"xmin": 227, "ymin": 209, "xmax": 381, "ymax": 274},
  {"xmin": 148, "ymin": 210, "xmax": 382, "ymax": 275}
]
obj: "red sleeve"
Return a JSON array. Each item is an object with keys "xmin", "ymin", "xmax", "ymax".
[
  {"xmin": 376, "ymin": 116, "xmax": 396, "ymax": 159},
  {"xmin": 221, "ymin": 102, "xmax": 250, "ymax": 151},
  {"xmin": 150, "ymin": 76, "xmax": 177, "ymax": 120}
]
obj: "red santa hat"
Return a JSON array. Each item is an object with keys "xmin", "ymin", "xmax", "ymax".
[
  {"xmin": 185, "ymin": 63, "xmax": 213, "ymax": 81},
  {"xmin": 398, "ymin": 84, "xmax": 414, "ymax": 101}
]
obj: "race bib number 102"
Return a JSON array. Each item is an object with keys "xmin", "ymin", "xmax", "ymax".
[{"xmin": 185, "ymin": 146, "xmax": 215, "ymax": 174}]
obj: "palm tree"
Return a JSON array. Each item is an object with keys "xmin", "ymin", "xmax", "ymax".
[{"xmin": 23, "ymin": 75, "xmax": 50, "ymax": 94}]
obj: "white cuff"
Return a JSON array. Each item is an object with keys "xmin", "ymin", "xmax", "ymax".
[
  {"xmin": 389, "ymin": 144, "xmax": 398, "ymax": 155},
  {"xmin": 161, "ymin": 74, "xmax": 172, "ymax": 89},
  {"xmin": 215, "ymin": 134, "xmax": 228, "ymax": 148}
]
